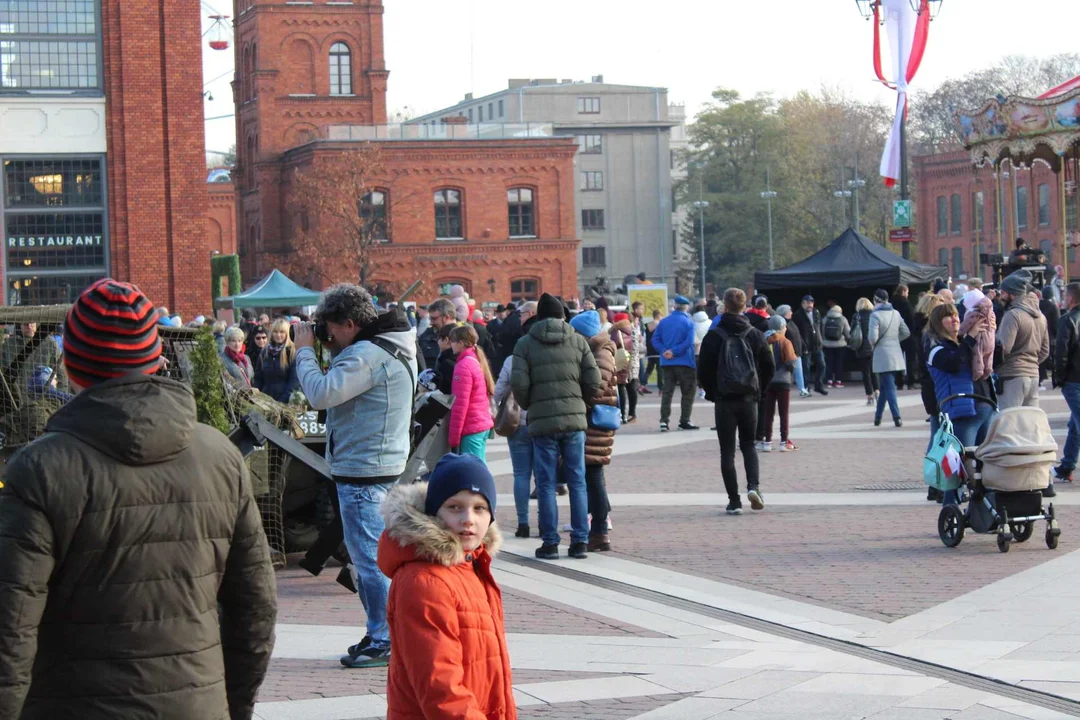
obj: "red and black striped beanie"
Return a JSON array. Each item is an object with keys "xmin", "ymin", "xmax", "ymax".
[{"xmin": 63, "ymin": 278, "xmax": 162, "ymax": 387}]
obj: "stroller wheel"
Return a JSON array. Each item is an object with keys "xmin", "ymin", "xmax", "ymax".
[
  {"xmin": 1046, "ymin": 527, "xmax": 1061, "ymax": 550},
  {"xmin": 1010, "ymin": 522, "xmax": 1034, "ymax": 543},
  {"xmin": 997, "ymin": 533, "xmax": 1011, "ymax": 553},
  {"xmin": 938, "ymin": 505, "xmax": 965, "ymax": 548}
]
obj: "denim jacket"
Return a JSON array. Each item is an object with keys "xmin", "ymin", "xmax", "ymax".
[{"xmin": 296, "ymin": 328, "xmax": 417, "ymax": 479}]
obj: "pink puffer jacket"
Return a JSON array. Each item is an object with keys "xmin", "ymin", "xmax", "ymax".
[{"xmin": 448, "ymin": 347, "xmax": 495, "ymax": 447}]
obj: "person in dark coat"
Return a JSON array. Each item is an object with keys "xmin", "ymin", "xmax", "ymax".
[
  {"xmin": 0, "ymin": 280, "xmax": 276, "ymax": 720},
  {"xmin": 892, "ymin": 284, "xmax": 916, "ymax": 389},
  {"xmin": 434, "ymin": 324, "xmax": 458, "ymax": 395},
  {"xmin": 792, "ymin": 295, "xmax": 827, "ymax": 395},
  {"xmin": 495, "ymin": 302, "xmax": 535, "ymax": 372},
  {"xmin": 1041, "ymin": 286, "xmax": 1061, "ymax": 386},
  {"xmin": 254, "ymin": 318, "xmax": 300, "ymax": 403}
]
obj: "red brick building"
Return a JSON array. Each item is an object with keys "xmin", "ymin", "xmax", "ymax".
[
  {"xmin": 0, "ymin": 1, "xmax": 210, "ymax": 316},
  {"xmin": 207, "ymin": 178, "xmax": 238, "ymax": 257},
  {"xmin": 913, "ymin": 148, "xmax": 1077, "ymax": 281},
  {"xmin": 231, "ymin": 0, "xmax": 579, "ymax": 303}
]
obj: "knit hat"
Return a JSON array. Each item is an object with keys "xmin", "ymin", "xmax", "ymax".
[
  {"xmin": 537, "ymin": 293, "xmax": 564, "ymax": 320},
  {"xmin": 569, "ymin": 310, "xmax": 601, "ymax": 338},
  {"xmin": 424, "ymin": 453, "xmax": 497, "ymax": 516},
  {"xmin": 775, "ymin": 304, "xmax": 792, "ymax": 317},
  {"xmin": 962, "ymin": 289, "xmax": 987, "ymax": 311},
  {"xmin": 933, "ymin": 279, "xmax": 949, "ymax": 294},
  {"xmin": 873, "ymin": 288, "xmax": 889, "ymax": 303},
  {"xmin": 63, "ymin": 278, "xmax": 162, "ymax": 387},
  {"xmin": 1000, "ymin": 269, "xmax": 1033, "ymax": 297},
  {"xmin": 612, "ymin": 312, "xmax": 630, "ymax": 324},
  {"xmin": 768, "ymin": 314, "xmax": 787, "ymax": 332}
]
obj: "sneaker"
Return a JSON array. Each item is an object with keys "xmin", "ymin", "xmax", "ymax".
[
  {"xmin": 515, "ymin": 524, "xmax": 530, "ymax": 538},
  {"xmin": 799, "ymin": 390, "xmax": 812, "ymax": 398},
  {"xmin": 725, "ymin": 502, "xmax": 743, "ymax": 516},
  {"xmin": 779, "ymin": 440, "xmax": 799, "ymax": 452},
  {"xmin": 556, "ymin": 484, "xmax": 568, "ymax": 496},
  {"xmin": 835, "ymin": 382, "xmax": 844, "ymax": 389},
  {"xmin": 660, "ymin": 421, "xmax": 669, "ymax": 432},
  {"xmin": 640, "ymin": 386, "xmax": 652, "ymax": 394},
  {"xmin": 341, "ymin": 638, "xmax": 391, "ymax": 668},
  {"xmin": 568, "ymin": 542, "xmax": 588, "ymax": 559},
  {"xmin": 747, "ymin": 488, "xmax": 765, "ymax": 510},
  {"xmin": 1053, "ymin": 466, "xmax": 1074, "ymax": 483},
  {"xmin": 535, "ymin": 543, "xmax": 559, "ymax": 560},
  {"xmin": 760, "ymin": 441, "xmax": 773, "ymax": 452},
  {"xmin": 678, "ymin": 422, "xmax": 700, "ymax": 431},
  {"xmin": 826, "ymin": 380, "xmax": 833, "ymax": 388}
]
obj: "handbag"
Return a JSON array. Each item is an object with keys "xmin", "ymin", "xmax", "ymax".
[
  {"xmin": 614, "ymin": 347, "xmax": 631, "ymax": 373},
  {"xmin": 494, "ymin": 394, "xmax": 520, "ymax": 437},
  {"xmin": 923, "ymin": 414, "xmax": 965, "ymax": 492},
  {"xmin": 590, "ymin": 403, "xmax": 622, "ymax": 431}
]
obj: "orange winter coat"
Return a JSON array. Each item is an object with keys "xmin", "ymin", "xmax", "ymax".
[{"xmin": 378, "ymin": 482, "xmax": 516, "ymax": 720}]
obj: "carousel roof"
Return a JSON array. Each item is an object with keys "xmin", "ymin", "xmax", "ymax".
[{"xmin": 1040, "ymin": 75, "xmax": 1080, "ymax": 100}]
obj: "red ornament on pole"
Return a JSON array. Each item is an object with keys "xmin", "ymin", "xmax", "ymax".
[{"xmin": 208, "ymin": 15, "xmax": 230, "ymax": 51}]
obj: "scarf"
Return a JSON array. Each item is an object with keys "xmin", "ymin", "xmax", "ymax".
[{"xmin": 225, "ymin": 345, "xmax": 248, "ymax": 368}]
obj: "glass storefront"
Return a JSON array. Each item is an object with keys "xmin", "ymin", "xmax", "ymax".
[{"xmin": 2, "ymin": 156, "xmax": 108, "ymax": 305}]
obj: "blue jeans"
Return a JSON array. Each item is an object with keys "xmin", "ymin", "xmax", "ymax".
[
  {"xmin": 1062, "ymin": 383, "xmax": 1080, "ymax": 472},
  {"xmin": 793, "ymin": 356, "xmax": 806, "ymax": 393},
  {"xmin": 942, "ymin": 405, "xmax": 994, "ymax": 504},
  {"xmin": 337, "ymin": 481, "xmax": 394, "ymax": 649},
  {"xmin": 638, "ymin": 357, "xmax": 647, "ymax": 386},
  {"xmin": 507, "ymin": 424, "xmax": 534, "ymax": 526},
  {"xmin": 875, "ymin": 372, "xmax": 900, "ymax": 421},
  {"xmin": 532, "ymin": 431, "xmax": 589, "ymax": 546},
  {"xmin": 803, "ymin": 349, "xmax": 826, "ymax": 390}
]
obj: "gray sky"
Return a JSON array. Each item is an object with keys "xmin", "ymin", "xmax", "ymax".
[{"xmin": 202, "ymin": 0, "xmax": 1080, "ymax": 159}]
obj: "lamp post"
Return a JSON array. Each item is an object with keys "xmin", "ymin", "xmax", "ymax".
[
  {"xmin": 834, "ymin": 189, "xmax": 853, "ymax": 231},
  {"xmin": 760, "ymin": 168, "xmax": 777, "ymax": 270},
  {"xmin": 847, "ymin": 163, "xmax": 866, "ymax": 234}
]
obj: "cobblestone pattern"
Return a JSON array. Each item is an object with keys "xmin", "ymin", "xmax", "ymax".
[
  {"xmin": 599, "ymin": 503, "xmax": 1073, "ymax": 619},
  {"xmin": 516, "ymin": 693, "xmax": 693, "ymax": 720}
]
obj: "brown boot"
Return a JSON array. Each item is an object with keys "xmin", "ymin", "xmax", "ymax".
[{"xmin": 588, "ymin": 534, "xmax": 611, "ymax": 552}]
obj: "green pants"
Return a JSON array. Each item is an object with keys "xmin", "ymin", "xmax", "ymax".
[{"xmin": 458, "ymin": 431, "xmax": 489, "ymax": 462}]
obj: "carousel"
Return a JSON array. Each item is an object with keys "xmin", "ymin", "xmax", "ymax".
[{"xmin": 954, "ymin": 76, "xmax": 1080, "ymax": 283}]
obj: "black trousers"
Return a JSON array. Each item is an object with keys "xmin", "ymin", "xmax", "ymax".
[
  {"xmin": 715, "ymin": 395, "xmax": 759, "ymax": 503},
  {"xmin": 585, "ymin": 464, "xmax": 610, "ymax": 535},
  {"xmin": 618, "ymin": 379, "xmax": 639, "ymax": 420},
  {"xmin": 858, "ymin": 355, "xmax": 878, "ymax": 396},
  {"xmin": 645, "ymin": 357, "xmax": 662, "ymax": 389}
]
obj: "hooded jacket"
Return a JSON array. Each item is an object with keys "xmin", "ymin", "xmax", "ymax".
[
  {"xmin": 378, "ymin": 483, "xmax": 515, "ymax": 720},
  {"xmin": 868, "ymin": 302, "xmax": 911, "ymax": 374},
  {"xmin": 0, "ymin": 376, "xmax": 277, "ymax": 720},
  {"xmin": 495, "ymin": 310, "xmax": 525, "ymax": 370},
  {"xmin": 296, "ymin": 309, "xmax": 418, "ymax": 479},
  {"xmin": 585, "ymin": 334, "xmax": 619, "ymax": 466},
  {"xmin": 510, "ymin": 318, "xmax": 602, "ymax": 437},
  {"xmin": 697, "ymin": 313, "xmax": 774, "ymax": 401},
  {"xmin": 997, "ymin": 292, "xmax": 1051, "ymax": 379},
  {"xmin": 820, "ymin": 306, "xmax": 852, "ymax": 349},
  {"xmin": 765, "ymin": 331, "xmax": 797, "ymax": 387},
  {"xmin": 448, "ymin": 347, "xmax": 495, "ymax": 448}
]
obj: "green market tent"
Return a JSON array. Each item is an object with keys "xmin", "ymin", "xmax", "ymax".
[{"xmin": 218, "ymin": 269, "xmax": 322, "ymax": 309}]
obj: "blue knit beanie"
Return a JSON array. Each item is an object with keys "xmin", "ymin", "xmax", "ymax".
[
  {"xmin": 569, "ymin": 310, "xmax": 602, "ymax": 338},
  {"xmin": 425, "ymin": 453, "xmax": 497, "ymax": 516}
]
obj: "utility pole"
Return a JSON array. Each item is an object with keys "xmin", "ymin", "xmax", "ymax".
[
  {"xmin": 692, "ymin": 166, "xmax": 710, "ymax": 299},
  {"xmin": 761, "ymin": 167, "xmax": 777, "ymax": 270},
  {"xmin": 848, "ymin": 154, "xmax": 866, "ymax": 235},
  {"xmin": 900, "ymin": 114, "xmax": 910, "ymax": 259}
]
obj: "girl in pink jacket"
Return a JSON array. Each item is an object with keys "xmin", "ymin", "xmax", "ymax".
[{"xmin": 448, "ymin": 325, "xmax": 496, "ymax": 461}]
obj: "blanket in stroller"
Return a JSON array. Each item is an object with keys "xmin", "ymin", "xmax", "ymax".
[{"xmin": 974, "ymin": 407, "xmax": 1057, "ymax": 492}]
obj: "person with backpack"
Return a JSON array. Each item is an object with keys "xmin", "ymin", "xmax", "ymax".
[
  {"xmin": 697, "ymin": 288, "xmax": 775, "ymax": 515},
  {"xmin": 821, "ymin": 301, "xmax": 851, "ymax": 388},
  {"xmin": 849, "ymin": 297, "xmax": 878, "ymax": 406},
  {"xmin": 762, "ymin": 315, "xmax": 799, "ymax": 452}
]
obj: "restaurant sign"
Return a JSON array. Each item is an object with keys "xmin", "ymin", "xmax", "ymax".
[{"xmin": 8, "ymin": 235, "xmax": 104, "ymax": 249}]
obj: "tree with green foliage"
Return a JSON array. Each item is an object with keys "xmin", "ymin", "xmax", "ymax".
[{"xmin": 190, "ymin": 328, "xmax": 230, "ymax": 434}]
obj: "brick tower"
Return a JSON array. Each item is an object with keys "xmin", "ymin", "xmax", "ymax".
[{"xmin": 231, "ymin": 0, "xmax": 389, "ymax": 279}]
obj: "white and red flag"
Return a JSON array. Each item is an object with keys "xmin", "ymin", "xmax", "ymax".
[
  {"xmin": 872, "ymin": 0, "xmax": 931, "ymax": 187},
  {"xmin": 941, "ymin": 445, "xmax": 963, "ymax": 478}
]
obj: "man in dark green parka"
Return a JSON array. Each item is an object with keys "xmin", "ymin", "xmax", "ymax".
[
  {"xmin": 511, "ymin": 293, "xmax": 602, "ymax": 561},
  {"xmin": 0, "ymin": 279, "xmax": 277, "ymax": 720}
]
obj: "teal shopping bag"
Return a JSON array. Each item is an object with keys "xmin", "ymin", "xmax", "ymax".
[{"xmin": 923, "ymin": 415, "xmax": 965, "ymax": 492}]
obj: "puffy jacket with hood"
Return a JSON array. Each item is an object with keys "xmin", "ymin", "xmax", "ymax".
[
  {"xmin": 448, "ymin": 347, "xmax": 495, "ymax": 448},
  {"xmin": 997, "ymin": 291, "xmax": 1051, "ymax": 379},
  {"xmin": 651, "ymin": 310, "xmax": 697, "ymax": 368},
  {"xmin": 820, "ymin": 307, "xmax": 852, "ymax": 349},
  {"xmin": 0, "ymin": 376, "xmax": 277, "ymax": 720},
  {"xmin": 296, "ymin": 309, "xmax": 418, "ymax": 479},
  {"xmin": 378, "ymin": 483, "xmax": 515, "ymax": 720},
  {"xmin": 692, "ymin": 311, "xmax": 711, "ymax": 352},
  {"xmin": 584, "ymin": 334, "xmax": 619, "ymax": 466},
  {"xmin": 868, "ymin": 302, "xmax": 911, "ymax": 373},
  {"xmin": 511, "ymin": 318, "xmax": 602, "ymax": 437},
  {"xmin": 697, "ymin": 313, "xmax": 774, "ymax": 401}
]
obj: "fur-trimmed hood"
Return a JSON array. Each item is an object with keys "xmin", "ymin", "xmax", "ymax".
[{"xmin": 378, "ymin": 481, "xmax": 503, "ymax": 577}]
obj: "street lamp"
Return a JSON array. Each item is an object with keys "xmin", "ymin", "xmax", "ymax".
[
  {"xmin": 834, "ymin": 189, "xmax": 853, "ymax": 230},
  {"xmin": 692, "ymin": 200, "xmax": 709, "ymax": 299},
  {"xmin": 760, "ymin": 168, "xmax": 777, "ymax": 270},
  {"xmin": 854, "ymin": 0, "xmax": 944, "ymax": 21},
  {"xmin": 847, "ymin": 170, "xmax": 867, "ymax": 234}
]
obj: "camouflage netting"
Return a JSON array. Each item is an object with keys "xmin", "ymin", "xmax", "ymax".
[{"xmin": 0, "ymin": 305, "xmax": 303, "ymax": 569}]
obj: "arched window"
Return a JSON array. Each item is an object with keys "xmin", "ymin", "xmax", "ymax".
[
  {"xmin": 508, "ymin": 187, "xmax": 535, "ymax": 237},
  {"xmin": 360, "ymin": 190, "xmax": 389, "ymax": 242},
  {"xmin": 434, "ymin": 189, "xmax": 463, "ymax": 239},
  {"xmin": 952, "ymin": 246, "xmax": 964, "ymax": 277},
  {"xmin": 329, "ymin": 42, "xmax": 353, "ymax": 96},
  {"xmin": 510, "ymin": 278, "xmax": 540, "ymax": 302}
]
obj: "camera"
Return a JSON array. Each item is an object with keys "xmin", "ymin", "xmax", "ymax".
[{"xmin": 289, "ymin": 321, "xmax": 333, "ymax": 344}]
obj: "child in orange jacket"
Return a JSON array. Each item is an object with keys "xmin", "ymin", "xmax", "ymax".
[{"xmin": 378, "ymin": 454, "xmax": 516, "ymax": 720}]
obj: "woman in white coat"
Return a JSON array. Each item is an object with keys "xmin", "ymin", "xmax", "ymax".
[{"xmin": 868, "ymin": 288, "xmax": 910, "ymax": 427}]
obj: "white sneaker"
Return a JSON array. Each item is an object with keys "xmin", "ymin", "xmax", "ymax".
[{"xmin": 761, "ymin": 441, "xmax": 773, "ymax": 453}]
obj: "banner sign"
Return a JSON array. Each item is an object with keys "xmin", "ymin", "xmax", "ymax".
[{"xmin": 627, "ymin": 284, "xmax": 668, "ymax": 318}]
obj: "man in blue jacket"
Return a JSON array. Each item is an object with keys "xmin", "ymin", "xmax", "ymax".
[{"xmin": 652, "ymin": 295, "xmax": 700, "ymax": 432}]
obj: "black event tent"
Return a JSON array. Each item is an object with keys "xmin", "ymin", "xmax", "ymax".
[{"xmin": 754, "ymin": 228, "xmax": 947, "ymax": 290}]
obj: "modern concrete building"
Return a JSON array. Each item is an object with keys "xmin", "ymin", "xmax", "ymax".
[{"xmin": 411, "ymin": 78, "xmax": 678, "ymax": 293}]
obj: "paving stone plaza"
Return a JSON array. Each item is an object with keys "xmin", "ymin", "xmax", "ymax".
[{"xmin": 256, "ymin": 387, "xmax": 1080, "ymax": 720}]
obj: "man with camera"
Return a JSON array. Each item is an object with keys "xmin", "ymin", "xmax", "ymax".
[{"xmin": 295, "ymin": 284, "xmax": 418, "ymax": 669}]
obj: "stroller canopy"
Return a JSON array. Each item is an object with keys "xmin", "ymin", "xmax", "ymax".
[{"xmin": 974, "ymin": 407, "xmax": 1057, "ymax": 492}]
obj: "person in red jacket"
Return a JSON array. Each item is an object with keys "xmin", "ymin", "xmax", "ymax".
[
  {"xmin": 378, "ymin": 454, "xmax": 516, "ymax": 720},
  {"xmin": 448, "ymin": 325, "xmax": 496, "ymax": 460}
]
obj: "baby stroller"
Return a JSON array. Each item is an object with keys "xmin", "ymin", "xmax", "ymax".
[{"xmin": 926, "ymin": 394, "xmax": 1062, "ymax": 553}]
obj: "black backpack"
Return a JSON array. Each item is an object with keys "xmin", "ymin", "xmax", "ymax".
[
  {"xmin": 823, "ymin": 315, "xmax": 843, "ymax": 342},
  {"xmin": 714, "ymin": 328, "xmax": 759, "ymax": 396}
]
